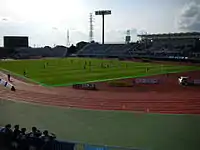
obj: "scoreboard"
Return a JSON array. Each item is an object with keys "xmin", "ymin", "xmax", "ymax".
[{"xmin": 4, "ymin": 36, "xmax": 29, "ymax": 48}]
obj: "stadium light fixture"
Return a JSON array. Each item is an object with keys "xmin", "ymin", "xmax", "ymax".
[{"xmin": 95, "ymin": 10, "xmax": 111, "ymax": 44}]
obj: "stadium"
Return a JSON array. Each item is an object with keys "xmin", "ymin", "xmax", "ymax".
[{"xmin": 0, "ymin": 14, "xmax": 200, "ymax": 150}]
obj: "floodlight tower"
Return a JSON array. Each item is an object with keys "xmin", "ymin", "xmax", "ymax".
[
  {"xmin": 125, "ymin": 30, "xmax": 131, "ymax": 44},
  {"xmin": 95, "ymin": 10, "xmax": 111, "ymax": 44},
  {"xmin": 67, "ymin": 29, "xmax": 70, "ymax": 47},
  {"xmin": 89, "ymin": 13, "xmax": 94, "ymax": 42}
]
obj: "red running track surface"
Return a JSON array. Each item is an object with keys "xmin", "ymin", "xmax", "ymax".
[{"xmin": 0, "ymin": 71, "xmax": 200, "ymax": 114}]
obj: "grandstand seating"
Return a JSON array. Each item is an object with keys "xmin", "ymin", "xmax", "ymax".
[
  {"xmin": 77, "ymin": 37, "xmax": 200, "ymax": 59},
  {"xmin": 0, "ymin": 47, "xmax": 10, "ymax": 58},
  {"xmin": 77, "ymin": 43, "xmax": 139, "ymax": 58},
  {"xmin": 52, "ymin": 46, "xmax": 68, "ymax": 57},
  {"xmin": 5, "ymin": 32, "xmax": 199, "ymax": 59},
  {"xmin": 14, "ymin": 46, "xmax": 67, "ymax": 59},
  {"xmin": 105, "ymin": 44, "xmax": 133, "ymax": 57},
  {"xmin": 78, "ymin": 43, "xmax": 109, "ymax": 56}
]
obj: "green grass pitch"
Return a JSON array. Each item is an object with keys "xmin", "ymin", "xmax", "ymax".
[{"xmin": 0, "ymin": 58, "xmax": 199, "ymax": 86}]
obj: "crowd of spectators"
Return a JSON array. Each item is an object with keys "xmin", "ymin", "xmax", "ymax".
[{"xmin": 0, "ymin": 124, "xmax": 56, "ymax": 150}]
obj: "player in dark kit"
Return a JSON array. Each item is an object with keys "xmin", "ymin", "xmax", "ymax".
[
  {"xmin": 23, "ymin": 70, "xmax": 27, "ymax": 76},
  {"xmin": 11, "ymin": 86, "xmax": 16, "ymax": 91},
  {"xmin": 146, "ymin": 67, "xmax": 149, "ymax": 73},
  {"xmin": 7, "ymin": 74, "xmax": 11, "ymax": 82}
]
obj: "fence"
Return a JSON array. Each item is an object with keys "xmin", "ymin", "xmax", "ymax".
[{"xmin": 55, "ymin": 140, "xmax": 143, "ymax": 150}]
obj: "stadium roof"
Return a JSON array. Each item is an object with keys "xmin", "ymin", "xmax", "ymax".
[{"xmin": 137, "ymin": 32, "xmax": 200, "ymax": 39}]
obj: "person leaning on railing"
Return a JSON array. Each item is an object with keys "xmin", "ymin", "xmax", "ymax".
[
  {"xmin": 17, "ymin": 128, "xmax": 29, "ymax": 150},
  {"xmin": 0, "ymin": 124, "xmax": 57, "ymax": 150},
  {"xmin": 0, "ymin": 124, "xmax": 13, "ymax": 149},
  {"xmin": 27, "ymin": 127, "xmax": 42, "ymax": 138},
  {"xmin": 27, "ymin": 127, "xmax": 42, "ymax": 150},
  {"xmin": 11, "ymin": 125, "xmax": 21, "ymax": 149},
  {"xmin": 40, "ymin": 130, "xmax": 56, "ymax": 150}
]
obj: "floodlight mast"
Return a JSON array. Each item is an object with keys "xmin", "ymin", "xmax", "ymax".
[{"xmin": 95, "ymin": 10, "xmax": 111, "ymax": 44}]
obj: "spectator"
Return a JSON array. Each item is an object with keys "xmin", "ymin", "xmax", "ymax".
[
  {"xmin": 18, "ymin": 128, "xmax": 27, "ymax": 140},
  {"xmin": 41, "ymin": 130, "xmax": 56, "ymax": 142},
  {"xmin": 0, "ymin": 125, "xmax": 58, "ymax": 150},
  {"xmin": 0, "ymin": 124, "xmax": 12, "ymax": 134},
  {"xmin": 10, "ymin": 125, "xmax": 21, "ymax": 149},
  {"xmin": 28, "ymin": 127, "xmax": 42, "ymax": 138},
  {"xmin": 18, "ymin": 128, "xmax": 28, "ymax": 150},
  {"xmin": 40, "ymin": 130, "xmax": 56, "ymax": 150},
  {"xmin": 28, "ymin": 127, "xmax": 42, "ymax": 150},
  {"xmin": 0, "ymin": 124, "xmax": 13, "ymax": 148},
  {"xmin": 13, "ymin": 125, "xmax": 21, "ymax": 140}
]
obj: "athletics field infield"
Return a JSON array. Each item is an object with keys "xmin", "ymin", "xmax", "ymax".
[{"xmin": 0, "ymin": 58, "xmax": 199, "ymax": 86}]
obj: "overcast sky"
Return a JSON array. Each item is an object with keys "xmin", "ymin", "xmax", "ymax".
[{"xmin": 0, "ymin": 0, "xmax": 200, "ymax": 47}]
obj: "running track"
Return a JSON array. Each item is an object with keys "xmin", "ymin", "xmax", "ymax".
[{"xmin": 0, "ymin": 71, "xmax": 200, "ymax": 114}]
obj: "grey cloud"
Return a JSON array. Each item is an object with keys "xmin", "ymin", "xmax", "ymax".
[
  {"xmin": 0, "ymin": 16, "xmax": 9, "ymax": 22},
  {"xmin": 1, "ymin": 18, "xmax": 8, "ymax": 21},
  {"xmin": 178, "ymin": 1, "xmax": 200, "ymax": 31},
  {"xmin": 182, "ymin": 3, "xmax": 199, "ymax": 17},
  {"xmin": 193, "ymin": 0, "xmax": 200, "ymax": 4}
]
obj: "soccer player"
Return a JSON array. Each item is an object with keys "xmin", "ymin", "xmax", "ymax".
[
  {"xmin": 100, "ymin": 63, "xmax": 103, "ymax": 68},
  {"xmin": 146, "ymin": 67, "xmax": 149, "ymax": 73},
  {"xmin": 7, "ymin": 74, "xmax": 11, "ymax": 82},
  {"xmin": 23, "ymin": 70, "xmax": 26, "ymax": 76},
  {"xmin": 11, "ymin": 86, "xmax": 16, "ymax": 91}
]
